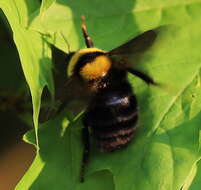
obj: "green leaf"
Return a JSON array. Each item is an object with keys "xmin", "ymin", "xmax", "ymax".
[
  {"xmin": 15, "ymin": 115, "xmax": 115, "ymax": 190},
  {"xmin": 86, "ymin": 24, "xmax": 201, "ymax": 190},
  {"xmin": 29, "ymin": 0, "xmax": 201, "ymax": 52},
  {"xmin": 1, "ymin": 0, "xmax": 201, "ymax": 189},
  {"xmin": 40, "ymin": 0, "xmax": 56, "ymax": 13},
  {"xmin": 0, "ymin": 0, "xmax": 54, "ymax": 146},
  {"xmin": 189, "ymin": 159, "xmax": 201, "ymax": 190}
]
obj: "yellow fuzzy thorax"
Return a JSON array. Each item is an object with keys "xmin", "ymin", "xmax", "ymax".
[
  {"xmin": 80, "ymin": 55, "xmax": 111, "ymax": 80},
  {"xmin": 67, "ymin": 48, "xmax": 111, "ymax": 80}
]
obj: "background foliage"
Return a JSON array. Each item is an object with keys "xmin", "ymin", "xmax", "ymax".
[{"xmin": 0, "ymin": 0, "xmax": 201, "ymax": 189}]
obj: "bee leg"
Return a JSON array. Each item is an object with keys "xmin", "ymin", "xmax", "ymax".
[
  {"xmin": 80, "ymin": 125, "xmax": 90, "ymax": 183},
  {"xmin": 81, "ymin": 16, "xmax": 94, "ymax": 48},
  {"xmin": 126, "ymin": 68, "xmax": 159, "ymax": 86}
]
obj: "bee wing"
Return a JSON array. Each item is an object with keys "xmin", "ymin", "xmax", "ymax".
[
  {"xmin": 39, "ymin": 48, "xmax": 92, "ymax": 123},
  {"xmin": 39, "ymin": 75, "xmax": 92, "ymax": 123},
  {"xmin": 108, "ymin": 29, "xmax": 158, "ymax": 66},
  {"xmin": 108, "ymin": 27, "xmax": 169, "ymax": 86}
]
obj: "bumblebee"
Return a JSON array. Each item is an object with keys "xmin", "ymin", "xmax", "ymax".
[{"xmin": 41, "ymin": 16, "xmax": 159, "ymax": 182}]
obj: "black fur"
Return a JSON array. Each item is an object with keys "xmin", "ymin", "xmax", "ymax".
[
  {"xmin": 78, "ymin": 53, "xmax": 157, "ymax": 181},
  {"xmin": 83, "ymin": 66, "xmax": 138, "ymax": 152}
]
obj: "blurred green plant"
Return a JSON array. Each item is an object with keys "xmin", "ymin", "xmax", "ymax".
[{"xmin": 0, "ymin": 0, "xmax": 201, "ymax": 190}]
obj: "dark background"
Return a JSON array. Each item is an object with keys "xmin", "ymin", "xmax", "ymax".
[{"xmin": 0, "ymin": 10, "xmax": 35, "ymax": 190}]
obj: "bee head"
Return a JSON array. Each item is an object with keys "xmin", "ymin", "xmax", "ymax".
[{"xmin": 67, "ymin": 48, "xmax": 112, "ymax": 80}]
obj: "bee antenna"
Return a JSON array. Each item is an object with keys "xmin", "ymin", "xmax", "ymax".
[
  {"xmin": 60, "ymin": 32, "xmax": 71, "ymax": 53},
  {"xmin": 81, "ymin": 16, "xmax": 94, "ymax": 48}
]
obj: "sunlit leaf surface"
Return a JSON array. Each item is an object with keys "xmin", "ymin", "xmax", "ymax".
[{"xmin": 1, "ymin": 0, "xmax": 201, "ymax": 189}]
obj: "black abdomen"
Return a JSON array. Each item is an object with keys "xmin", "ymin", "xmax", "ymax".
[{"xmin": 83, "ymin": 81, "xmax": 138, "ymax": 152}]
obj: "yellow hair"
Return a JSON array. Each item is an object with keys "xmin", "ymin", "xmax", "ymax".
[
  {"xmin": 80, "ymin": 55, "xmax": 111, "ymax": 80},
  {"xmin": 67, "ymin": 48, "xmax": 106, "ymax": 77}
]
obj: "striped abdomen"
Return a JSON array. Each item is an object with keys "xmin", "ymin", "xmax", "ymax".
[{"xmin": 84, "ymin": 87, "xmax": 138, "ymax": 152}]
